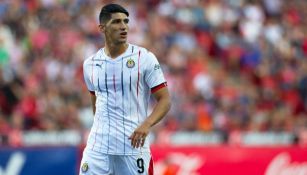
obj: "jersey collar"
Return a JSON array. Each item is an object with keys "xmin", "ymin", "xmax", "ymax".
[{"xmin": 101, "ymin": 43, "xmax": 132, "ymax": 61}]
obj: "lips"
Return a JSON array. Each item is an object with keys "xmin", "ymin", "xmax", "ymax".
[
  {"xmin": 120, "ymin": 32, "xmax": 127, "ymax": 39},
  {"xmin": 120, "ymin": 32, "xmax": 127, "ymax": 36}
]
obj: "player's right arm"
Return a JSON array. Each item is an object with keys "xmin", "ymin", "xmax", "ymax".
[{"xmin": 83, "ymin": 57, "xmax": 96, "ymax": 115}]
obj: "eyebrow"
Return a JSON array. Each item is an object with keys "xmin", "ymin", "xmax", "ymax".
[{"xmin": 110, "ymin": 18, "xmax": 129, "ymax": 22}]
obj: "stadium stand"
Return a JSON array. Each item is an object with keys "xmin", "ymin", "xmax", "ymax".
[{"xmin": 0, "ymin": 0, "xmax": 307, "ymax": 147}]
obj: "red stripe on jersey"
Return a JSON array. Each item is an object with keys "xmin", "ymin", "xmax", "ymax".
[
  {"xmin": 148, "ymin": 157, "xmax": 154, "ymax": 175},
  {"xmin": 151, "ymin": 82, "xmax": 167, "ymax": 93},
  {"xmin": 137, "ymin": 50, "xmax": 141, "ymax": 96},
  {"xmin": 89, "ymin": 91, "xmax": 95, "ymax": 95}
]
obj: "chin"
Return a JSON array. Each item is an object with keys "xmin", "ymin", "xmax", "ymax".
[{"xmin": 117, "ymin": 40, "xmax": 127, "ymax": 44}]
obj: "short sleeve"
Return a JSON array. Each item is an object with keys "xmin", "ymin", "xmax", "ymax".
[
  {"xmin": 144, "ymin": 52, "xmax": 166, "ymax": 90},
  {"xmin": 83, "ymin": 60, "xmax": 95, "ymax": 92}
]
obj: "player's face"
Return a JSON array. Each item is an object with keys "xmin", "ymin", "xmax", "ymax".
[{"xmin": 103, "ymin": 13, "xmax": 129, "ymax": 45}]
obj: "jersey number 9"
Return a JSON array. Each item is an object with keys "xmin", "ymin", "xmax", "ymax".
[{"xmin": 137, "ymin": 158, "xmax": 144, "ymax": 173}]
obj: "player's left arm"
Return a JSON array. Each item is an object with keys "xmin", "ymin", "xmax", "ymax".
[
  {"xmin": 144, "ymin": 87, "xmax": 171, "ymax": 127},
  {"xmin": 129, "ymin": 85, "xmax": 171, "ymax": 148}
]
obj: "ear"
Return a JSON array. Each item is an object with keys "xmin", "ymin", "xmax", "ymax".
[{"xmin": 98, "ymin": 24, "xmax": 105, "ymax": 32}]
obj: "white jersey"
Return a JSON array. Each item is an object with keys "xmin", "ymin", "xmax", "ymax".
[{"xmin": 83, "ymin": 44, "xmax": 167, "ymax": 155}]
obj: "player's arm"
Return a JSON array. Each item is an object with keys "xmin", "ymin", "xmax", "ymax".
[
  {"xmin": 129, "ymin": 85, "xmax": 171, "ymax": 148},
  {"xmin": 83, "ymin": 58, "xmax": 96, "ymax": 115},
  {"xmin": 90, "ymin": 91, "xmax": 96, "ymax": 115},
  {"xmin": 144, "ymin": 87, "xmax": 171, "ymax": 127}
]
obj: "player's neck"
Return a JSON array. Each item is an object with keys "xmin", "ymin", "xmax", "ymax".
[{"xmin": 104, "ymin": 43, "xmax": 128, "ymax": 59}]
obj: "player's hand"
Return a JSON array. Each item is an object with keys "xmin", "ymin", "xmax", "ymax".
[{"xmin": 129, "ymin": 122, "xmax": 151, "ymax": 148}]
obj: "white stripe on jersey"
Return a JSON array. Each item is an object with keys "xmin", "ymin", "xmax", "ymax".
[{"xmin": 83, "ymin": 44, "xmax": 166, "ymax": 155}]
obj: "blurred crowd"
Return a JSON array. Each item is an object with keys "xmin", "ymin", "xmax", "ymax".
[{"xmin": 0, "ymin": 0, "xmax": 307, "ymax": 146}]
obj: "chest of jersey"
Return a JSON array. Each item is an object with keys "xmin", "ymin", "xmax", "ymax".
[{"xmin": 91, "ymin": 53, "xmax": 145, "ymax": 94}]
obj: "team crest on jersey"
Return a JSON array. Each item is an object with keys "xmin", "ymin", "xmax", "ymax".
[
  {"xmin": 154, "ymin": 64, "xmax": 160, "ymax": 70},
  {"xmin": 81, "ymin": 163, "xmax": 89, "ymax": 172},
  {"xmin": 126, "ymin": 59, "xmax": 135, "ymax": 68}
]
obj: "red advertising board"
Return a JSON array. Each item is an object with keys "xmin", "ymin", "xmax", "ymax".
[{"xmin": 151, "ymin": 145, "xmax": 307, "ymax": 175}]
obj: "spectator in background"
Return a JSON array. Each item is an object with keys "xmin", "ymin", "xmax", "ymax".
[{"xmin": 0, "ymin": 0, "xmax": 306, "ymax": 146}]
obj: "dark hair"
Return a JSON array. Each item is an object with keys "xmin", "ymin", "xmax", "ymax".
[{"xmin": 99, "ymin": 4, "xmax": 129, "ymax": 24}]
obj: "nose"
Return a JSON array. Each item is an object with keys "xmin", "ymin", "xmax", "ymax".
[{"xmin": 120, "ymin": 22, "xmax": 128, "ymax": 31}]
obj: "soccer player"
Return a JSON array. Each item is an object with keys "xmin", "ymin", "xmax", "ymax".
[{"xmin": 79, "ymin": 3, "xmax": 171, "ymax": 175}]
